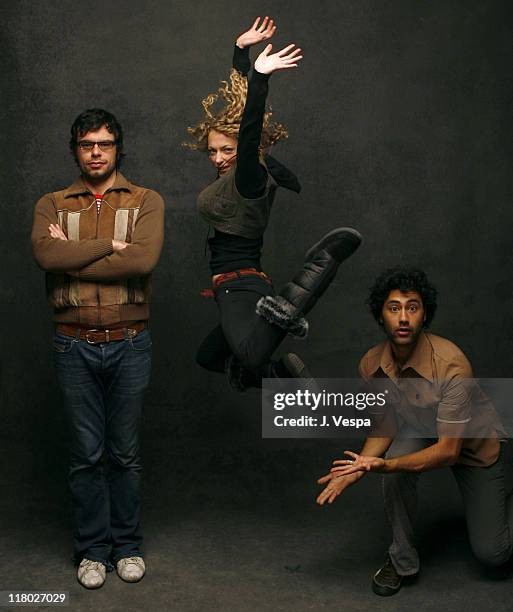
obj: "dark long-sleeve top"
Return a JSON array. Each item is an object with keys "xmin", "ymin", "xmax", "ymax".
[
  {"xmin": 234, "ymin": 47, "xmax": 269, "ymax": 199},
  {"xmin": 208, "ymin": 46, "xmax": 267, "ymax": 274},
  {"xmin": 208, "ymin": 45, "xmax": 300, "ymax": 275}
]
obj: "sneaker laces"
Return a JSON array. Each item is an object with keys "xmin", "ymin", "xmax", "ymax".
[
  {"xmin": 80, "ymin": 560, "xmax": 104, "ymax": 573},
  {"xmin": 120, "ymin": 557, "xmax": 143, "ymax": 566}
]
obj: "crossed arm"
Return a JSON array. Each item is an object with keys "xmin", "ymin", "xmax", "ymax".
[
  {"xmin": 31, "ymin": 191, "xmax": 164, "ymax": 280},
  {"xmin": 32, "ymin": 194, "xmax": 115, "ymax": 272}
]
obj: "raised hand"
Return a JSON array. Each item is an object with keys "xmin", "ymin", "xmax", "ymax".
[
  {"xmin": 330, "ymin": 451, "xmax": 386, "ymax": 475},
  {"xmin": 236, "ymin": 16, "xmax": 276, "ymax": 49},
  {"xmin": 48, "ymin": 223, "xmax": 67, "ymax": 241},
  {"xmin": 254, "ymin": 43, "xmax": 303, "ymax": 75}
]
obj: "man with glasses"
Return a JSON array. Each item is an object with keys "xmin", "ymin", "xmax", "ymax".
[{"xmin": 31, "ymin": 108, "xmax": 164, "ymax": 589}]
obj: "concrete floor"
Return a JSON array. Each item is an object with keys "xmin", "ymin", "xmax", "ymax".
[{"xmin": 2, "ymin": 448, "xmax": 512, "ymax": 612}]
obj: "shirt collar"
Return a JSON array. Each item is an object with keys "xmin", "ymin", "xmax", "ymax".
[
  {"xmin": 63, "ymin": 171, "xmax": 132, "ymax": 198},
  {"xmin": 368, "ymin": 331, "xmax": 435, "ymax": 382}
]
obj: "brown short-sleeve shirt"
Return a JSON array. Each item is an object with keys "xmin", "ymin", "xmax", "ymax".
[{"xmin": 358, "ymin": 332, "xmax": 504, "ymax": 467}]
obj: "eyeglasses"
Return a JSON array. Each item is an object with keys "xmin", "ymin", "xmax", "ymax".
[{"xmin": 77, "ymin": 140, "xmax": 116, "ymax": 152}]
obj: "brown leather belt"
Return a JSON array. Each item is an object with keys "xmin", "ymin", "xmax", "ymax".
[
  {"xmin": 56, "ymin": 321, "xmax": 146, "ymax": 344},
  {"xmin": 212, "ymin": 268, "xmax": 272, "ymax": 289}
]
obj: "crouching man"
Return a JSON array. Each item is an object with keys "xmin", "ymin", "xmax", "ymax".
[{"xmin": 317, "ymin": 267, "xmax": 510, "ymax": 596}]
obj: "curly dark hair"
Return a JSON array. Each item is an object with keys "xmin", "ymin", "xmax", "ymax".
[
  {"xmin": 367, "ymin": 267, "xmax": 438, "ymax": 328},
  {"xmin": 69, "ymin": 108, "xmax": 125, "ymax": 166}
]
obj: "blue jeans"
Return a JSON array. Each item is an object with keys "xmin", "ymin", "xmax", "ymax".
[{"xmin": 53, "ymin": 328, "xmax": 152, "ymax": 565}]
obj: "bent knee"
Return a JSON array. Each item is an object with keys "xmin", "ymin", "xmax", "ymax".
[
  {"xmin": 231, "ymin": 344, "xmax": 262, "ymax": 373},
  {"xmin": 472, "ymin": 542, "xmax": 511, "ymax": 567},
  {"xmin": 234, "ymin": 355, "xmax": 260, "ymax": 374}
]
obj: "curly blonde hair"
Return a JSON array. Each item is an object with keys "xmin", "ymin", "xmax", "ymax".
[{"xmin": 184, "ymin": 68, "xmax": 288, "ymax": 152}]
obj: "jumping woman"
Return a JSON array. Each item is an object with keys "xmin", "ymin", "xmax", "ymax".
[{"xmin": 186, "ymin": 17, "xmax": 362, "ymax": 390}]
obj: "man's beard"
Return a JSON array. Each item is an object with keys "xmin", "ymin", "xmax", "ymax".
[{"xmin": 81, "ymin": 162, "xmax": 116, "ymax": 184}]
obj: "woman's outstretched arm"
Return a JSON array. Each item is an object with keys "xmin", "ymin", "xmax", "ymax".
[{"xmin": 236, "ymin": 41, "xmax": 303, "ymax": 199}]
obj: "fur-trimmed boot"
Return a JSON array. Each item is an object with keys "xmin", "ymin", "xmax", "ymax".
[{"xmin": 256, "ymin": 227, "xmax": 362, "ymax": 338}]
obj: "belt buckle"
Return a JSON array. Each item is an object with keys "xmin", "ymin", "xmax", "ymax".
[
  {"xmin": 127, "ymin": 328, "xmax": 137, "ymax": 338},
  {"xmin": 85, "ymin": 329, "xmax": 101, "ymax": 344}
]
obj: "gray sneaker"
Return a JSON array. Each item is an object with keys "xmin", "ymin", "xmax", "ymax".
[
  {"xmin": 77, "ymin": 559, "xmax": 106, "ymax": 589},
  {"xmin": 116, "ymin": 556, "xmax": 146, "ymax": 583}
]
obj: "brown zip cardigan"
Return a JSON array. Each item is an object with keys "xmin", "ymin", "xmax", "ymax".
[{"xmin": 32, "ymin": 172, "xmax": 164, "ymax": 327}]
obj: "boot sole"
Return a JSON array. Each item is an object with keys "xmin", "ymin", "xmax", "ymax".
[
  {"xmin": 304, "ymin": 227, "xmax": 362, "ymax": 262},
  {"xmin": 371, "ymin": 570, "xmax": 418, "ymax": 597},
  {"xmin": 371, "ymin": 579, "xmax": 401, "ymax": 597},
  {"xmin": 282, "ymin": 354, "xmax": 319, "ymax": 391},
  {"xmin": 282, "ymin": 353, "xmax": 312, "ymax": 379}
]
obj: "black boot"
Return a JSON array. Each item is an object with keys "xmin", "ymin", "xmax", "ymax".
[{"xmin": 256, "ymin": 227, "xmax": 362, "ymax": 338}]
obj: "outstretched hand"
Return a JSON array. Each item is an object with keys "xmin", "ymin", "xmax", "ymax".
[
  {"xmin": 330, "ymin": 451, "xmax": 386, "ymax": 476},
  {"xmin": 236, "ymin": 16, "xmax": 276, "ymax": 49},
  {"xmin": 254, "ymin": 43, "xmax": 303, "ymax": 75},
  {"xmin": 316, "ymin": 470, "xmax": 363, "ymax": 505}
]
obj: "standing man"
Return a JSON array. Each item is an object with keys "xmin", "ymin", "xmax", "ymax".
[
  {"xmin": 317, "ymin": 267, "xmax": 510, "ymax": 596},
  {"xmin": 32, "ymin": 109, "xmax": 164, "ymax": 589}
]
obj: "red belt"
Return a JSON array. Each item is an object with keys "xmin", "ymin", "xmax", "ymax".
[
  {"xmin": 213, "ymin": 268, "xmax": 272, "ymax": 288},
  {"xmin": 201, "ymin": 268, "xmax": 272, "ymax": 298},
  {"xmin": 56, "ymin": 321, "xmax": 146, "ymax": 344}
]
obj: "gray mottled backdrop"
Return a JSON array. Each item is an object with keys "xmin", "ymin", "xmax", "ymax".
[{"xmin": 1, "ymin": 0, "xmax": 513, "ymax": 523}]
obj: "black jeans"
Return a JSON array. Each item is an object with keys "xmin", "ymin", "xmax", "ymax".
[
  {"xmin": 196, "ymin": 275, "xmax": 287, "ymax": 377},
  {"xmin": 53, "ymin": 328, "xmax": 152, "ymax": 565}
]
